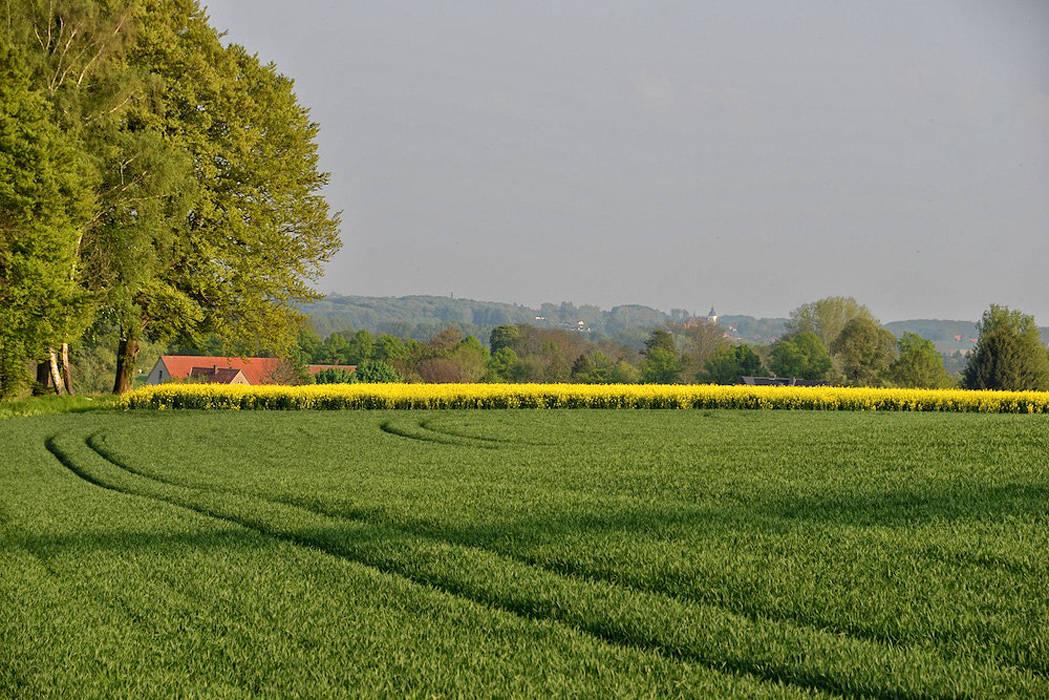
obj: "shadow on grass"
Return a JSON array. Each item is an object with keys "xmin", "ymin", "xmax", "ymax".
[
  {"xmin": 3, "ymin": 527, "xmax": 274, "ymax": 558},
  {"xmin": 0, "ymin": 394, "xmax": 119, "ymax": 420},
  {"xmin": 754, "ymin": 482, "xmax": 1049, "ymax": 527}
]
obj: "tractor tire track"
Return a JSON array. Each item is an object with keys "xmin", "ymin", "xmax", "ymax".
[
  {"xmin": 87, "ymin": 429, "xmax": 1049, "ymax": 682},
  {"xmin": 47, "ymin": 430, "xmax": 1047, "ymax": 700}
]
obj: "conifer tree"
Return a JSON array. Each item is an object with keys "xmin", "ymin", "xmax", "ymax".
[{"xmin": 962, "ymin": 305, "xmax": 1049, "ymax": 391}]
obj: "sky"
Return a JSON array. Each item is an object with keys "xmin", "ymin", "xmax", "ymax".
[{"xmin": 202, "ymin": 1, "xmax": 1049, "ymax": 322}]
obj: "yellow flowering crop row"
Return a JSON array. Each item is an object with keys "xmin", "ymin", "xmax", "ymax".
[{"xmin": 120, "ymin": 383, "xmax": 1049, "ymax": 413}]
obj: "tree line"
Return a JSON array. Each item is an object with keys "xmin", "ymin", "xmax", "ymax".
[
  {"xmin": 0, "ymin": 0, "xmax": 339, "ymax": 399},
  {"xmin": 294, "ymin": 297, "xmax": 1049, "ymax": 391}
]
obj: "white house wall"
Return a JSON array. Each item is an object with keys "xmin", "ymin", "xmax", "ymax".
[{"xmin": 144, "ymin": 359, "xmax": 170, "ymax": 385}]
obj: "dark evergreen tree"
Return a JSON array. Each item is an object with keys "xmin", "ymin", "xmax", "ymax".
[{"xmin": 962, "ymin": 306, "xmax": 1049, "ymax": 391}]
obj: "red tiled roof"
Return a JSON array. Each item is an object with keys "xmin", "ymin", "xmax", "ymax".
[
  {"xmin": 189, "ymin": 366, "xmax": 246, "ymax": 384},
  {"xmin": 158, "ymin": 356, "xmax": 283, "ymax": 386}
]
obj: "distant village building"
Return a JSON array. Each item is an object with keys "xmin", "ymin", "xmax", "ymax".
[
  {"xmin": 145, "ymin": 356, "xmax": 355, "ymax": 386},
  {"xmin": 684, "ymin": 306, "xmax": 720, "ymax": 329}
]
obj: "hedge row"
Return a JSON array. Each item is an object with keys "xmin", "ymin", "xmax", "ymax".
[{"xmin": 120, "ymin": 383, "xmax": 1049, "ymax": 413}]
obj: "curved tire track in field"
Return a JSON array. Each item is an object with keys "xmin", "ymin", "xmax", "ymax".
[
  {"xmin": 418, "ymin": 418, "xmax": 554, "ymax": 447},
  {"xmin": 378, "ymin": 416, "xmax": 551, "ymax": 449},
  {"xmin": 85, "ymin": 429, "xmax": 1049, "ymax": 687},
  {"xmin": 79, "ymin": 430, "xmax": 1049, "ymax": 694},
  {"xmin": 94, "ymin": 422, "xmax": 1047, "ymax": 682},
  {"xmin": 378, "ymin": 418, "xmax": 501, "ymax": 449},
  {"xmin": 46, "ymin": 430, "xmax": 1046, "ymax": 700},
  {"xmin": 379, "ymin": 417, "xmax": 554, "ymax": 448}
]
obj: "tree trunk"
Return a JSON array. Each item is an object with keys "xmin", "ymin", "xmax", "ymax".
[
  {"xmin": 33, "ymin": 362, "xmax": 51, "ymax": 395},
  {"xmin": 60, "ymin": 343, "xmax": 74, "ymax": 395},
  {"xmin": 113, "ymin": 338, "xmax": 140, "ymax": 394},
  {"xmin": 48, "ymin": 349, "xmax": 66, "ymax": 395}
]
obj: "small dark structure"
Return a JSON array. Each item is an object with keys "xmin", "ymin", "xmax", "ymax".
[{"xmin": 741, "ymin": 376, "xmax": 828, "ymax": 387}]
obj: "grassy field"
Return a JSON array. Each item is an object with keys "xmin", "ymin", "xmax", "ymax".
[{"xmin": 2, "ymin": 408, "xmax": 1047, "ymax": 698}]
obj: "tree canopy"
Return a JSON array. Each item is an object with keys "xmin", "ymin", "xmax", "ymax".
[
  {"xmin": 768, "ymin": 332, "xmax": 832, "ymax": 381},
  {"xmin": 961, "ymin": 305, "xmax": 1049, "ymax": 391},
  {"xmin": 891, "ymin": 333, "xmax": 951, "ymax": 389},
  {"xmin": 830, "ymin": 317, "xmax": 898, "ymax": 387},
  {"xmin": 0, "ymin": 38, "xmax": 94, "ymax": 395},
  {"xmin": 1, "ymin": 0, "xmax": 341, "ymax": 396},
  {"xmin": 786, "ymin": 297, "xmax": 875, "ymax": 349}
]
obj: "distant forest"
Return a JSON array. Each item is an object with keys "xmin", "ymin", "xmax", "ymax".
[
  {"xmin": 302, "ymin": 295, "xmax": 791, "ymax": 349},
  {"xmin": 301, "ymin": 294, "xmax": 1048, "ymax": 351}
]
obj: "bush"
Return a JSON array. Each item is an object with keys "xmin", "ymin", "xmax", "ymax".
[
  {"xmin": 313, "ymin": 367, "xmax": 357, "ymax": 384},
  {"xmin": 355, "ymin": 359, "xmax": 402, "ymax": 384}
]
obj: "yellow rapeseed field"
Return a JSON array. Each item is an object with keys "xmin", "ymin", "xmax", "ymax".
[{"xmin": 120, "ymin": 383, "xmax": 1049, "ymax": 413}]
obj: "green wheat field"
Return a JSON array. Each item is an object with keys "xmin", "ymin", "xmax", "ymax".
[{"xmin": 2, "ymin": 409, "xmax": 1047, "ymax": 698}]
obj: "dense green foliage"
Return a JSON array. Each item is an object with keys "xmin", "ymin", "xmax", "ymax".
[
  {"xmin": 891, "ymin": 332, "xmax": 953, "ymax": 389},
  {"xmin": 2, "ymin": 410, "xmax": 1047, "ymax": 697},
  {"xmin": 786, "ymin": 296, "xmax": 876, "ymax": 348},
  {"xmin": 768, "ymin": 331, "xmax": 833, "ymax": 380},
  {"xmin": 704, "ymin": 344, "xmax": 767, "ymax": 384},
  {"xmin": 962, "ymin": 305, "xmax": 1049, "ymax": 391},
  {"xmin": 312, "ymin": 367, "xmax": 357, "ymax": 385},
  {"xmin": 292, "ymin": 299, "xmax": 1004, "ymax": 388},
  {"xmin": 0, "ymin": 40, "xmax": 93, "ymax": 395},
  {"xmin": 353, "ymin": 359, "xmax": 403, "ymax": 384},
  {"xmin": 0, "ymin": 0, "xmax": 340, "ymax": 396},
  {"xmin": 830, "ymin": 317, "xmax": 898, "ymax": 386}
]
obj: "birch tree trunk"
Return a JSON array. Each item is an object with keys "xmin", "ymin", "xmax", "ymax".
[
  {"xmin": 48, "ymin": 349, "xmax": 66, "ymax": 396},
  {"xmin": 60, "ymin": 343, "xmax": 74, "ymax": 395}
]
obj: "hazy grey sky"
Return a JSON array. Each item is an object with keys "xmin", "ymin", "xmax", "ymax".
[{"xmin": 203, "ymin": 1, "xmax": 1048, "ymax": 322}]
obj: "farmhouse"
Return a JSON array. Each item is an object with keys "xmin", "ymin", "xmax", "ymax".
[
  {"xmin": 189, "ymin": 366, "xmax": 249, "ymax": 385},
  {"xmin": 146, "ymin": 356, "xmax": 355, "ymax": 386}
]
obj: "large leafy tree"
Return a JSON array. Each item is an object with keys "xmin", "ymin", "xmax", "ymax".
[
  {"xmin": 786, "ymin": 296, "xmax": 876, "ymax": 348},
  {"xmin": 0, "ymin": 39, "xmax": 94, "ymax": 397},
  {"xmin": 5, "ymin": 0, "xmax": 341, "ymax": 393},
  {"xmin": 830, "ymin": 316, "xmax": 897, "ymax": 387},
  {"xmin": 570, "ymin": 351, "xmax": 617, "ymax": 384},
  {"xmin": 703, "ymin": 344, "xmax": 766, "ymax": 385},
  {"xmin": 768, "ymin": 332, "xmax": 832, "ymax": 381},
  {"xmin": 4, "ymin": 0, "xmax": 146, "ymax": 394},
  {"xmin": 489, "ymin": 324, "xmax": 520, "ymax": 354},
  {"xmin": 961, "ymin": 305, "xmax": 1049, "ymax": 391},
  {"xmin": 890, "ymin": 332, "xmax": 952, "ymax": 389},
  {"xmin": 641, "ymin": 329, "xmax": 682, "ymax": 384},
  {"xmin": 101, "ymin": 1, "xmax": 340, "ymax": 391}
]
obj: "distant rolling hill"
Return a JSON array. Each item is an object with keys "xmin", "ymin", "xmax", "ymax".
[{"xmin": 301, "ymin": 295, "xmax": 1048, "ymax": 350}]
